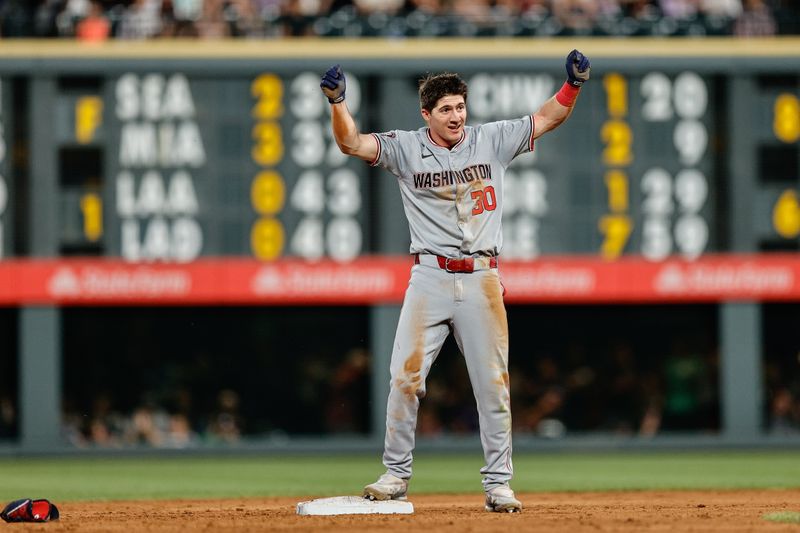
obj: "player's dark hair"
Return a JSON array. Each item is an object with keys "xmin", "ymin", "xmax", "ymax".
[{"xmin": 418, "ymin": 73, "xmax": 468, "ymax": 112}]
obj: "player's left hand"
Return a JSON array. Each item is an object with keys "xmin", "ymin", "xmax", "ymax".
[
  {"xmin": 320, "ymin": 64, "xmax": 347, "ymax": 104},
  {"xmin": 566, "ymin": 50, "xmax": 591, "ymax": 87}
]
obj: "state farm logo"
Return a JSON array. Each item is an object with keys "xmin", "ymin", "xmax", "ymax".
[
  {"xmin": 501, "ymin": 265, "xmax": 596, "ymax": 295},
  {"xmin": 654, "ymin": 265, "xmax": 685, "ymax": 293},
  {"xmin": 47, "ymin": 266, "xmax": 191, "ymax": 298},
  {"xmin": 654, "ymin": 263, "xmax": 794, "ymax": 295},
  {"xmin": 252, "ymin": 264, "xmax": 394, "ymax": 295},
  {"xmin": 251, "ymin": 267, "xmax": 283, "ymax": 294},
  {"xmin": 49, "ymin": 268, "xmax": 81, "ymax": 296}
]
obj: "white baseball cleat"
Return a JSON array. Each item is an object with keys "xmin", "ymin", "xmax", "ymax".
[
  {"xmin": 484, "ymin": 485, "xmax": 522, "ymax": 513},
  {"xmin": 363, "ymin": 473, "xmax": 409, "ymax": 501}
]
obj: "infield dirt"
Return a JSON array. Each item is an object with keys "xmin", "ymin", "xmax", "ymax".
[{"xmin": 35, "ymin": 489, "xmax": 800, "ymax": 532}]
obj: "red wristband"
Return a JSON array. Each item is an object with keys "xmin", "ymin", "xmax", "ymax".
[{"xmin": 555, "ymin": 82, "xmax": 580, "ymax": 107}]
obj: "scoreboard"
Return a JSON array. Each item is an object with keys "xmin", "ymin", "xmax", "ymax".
[
  {"xmin": 1, "ymin": 39, "xmax": 799, "ymax": 304},
  {"xmin": 104, "ymin": 71, "xmax": 369, "ymax": 263},
  {"xmin": 54, "ymin": 66, "xmax": 722, "ymax": 263},
  {"xmin": 457, "ymin": 69, "xmax": 715, "ymax": 261}
]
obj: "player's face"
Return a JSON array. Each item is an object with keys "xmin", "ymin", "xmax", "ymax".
[{"xmin": 422, "ymin": 94, "xmax": 466, "ymax": 148}]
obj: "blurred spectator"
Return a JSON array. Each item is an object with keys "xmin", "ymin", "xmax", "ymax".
[
  {"xmin": 34, "ymin": 1, "xmax": 62, "ymax": 37},
  {"xmin": 514, "ymin": 354, "xmax": 567, "ymax": 437},
  {"xmin": 450, "ymin": 0, "xmax": 524, "ymax": 36},
  {"xmin": 63, "ymin": 0, "xmax": 92, "ymax": 21},
  {"xmin": 417, "ymin": 376, "xmax": 446, "ymax": 436},
  {"xmin": 76, "ymin": 0, "xmax": 111, "ymax": 41},
  {"xmin": 86, "ymin": 392, "xmax": 126, "ymax": 447},
  {"xmin": 614, "ymin": 0, "xmax": 659, "ymax": 22},
  {"xmin": 660, "ymin": 342, "xmax": 717, "ymax": 431},
  {"xmin": 117, "ymin": 0, "xmax": 163, "ymax": 38},
  {"xmin": 280, "ymin": 0, "xmax": 324, "ymax": 36},
  {"xmin": 193, "ymin": 0, "xmax": 228, "ymax": 38},
  {"xmin": 702, "ymin": 0, "xmax": 742, "ymax": 18},
  {"xmin": 552, "ymin": 0, "xmax": 601, "ymax": 35},
  {"xmin": 600, "ymin": 342, "xmax": 643, "ymax": 434},
  {"xmin": 356, "ymin": 0, "xmax": 403, "ymax": 14},
  {"xmin": 206, "ymin": 388, "xmax": 244, "ymax": 443},
  {"xmin": 126, "ymin": 397, "xmax": 171, "ymax": 445},
  {"xmin": 62, "ymin": 413, "xmax": 88, "ymax": 447},
  {"xmin": 701, "ymin": 0, "xmax": 742, "ymax": 33},
  {"xmin": 559, "ymin": 342, "xmax": 601, "ymax": 430},
  {"xmin": 223, "ymin": 0, "xmax": 261, "ymax": 37},
  {"xmin": 417, "ymin": 354, "xmax": 479, "ymax": 435},
  {"xmin": 768, "ymin": 387, "xmax": 800, "ymax": 435},
  {"xmin": 773, "ymin": 0, "xmax": 800, "ymax": 34},
  {"xmin": 452, "ymin": 0, "xmax": 492, "ymax": 22},
  {"xmin": 733, "ymin": 0, "xmax": 776, "ymax": 35},
  {"xmin": 164, "ymin": 412, "xmax": 200, "ymax": 447},
  {"xmin": 0, "ymin": 394, "xmax": 16, "ymax": 439},
  {"xmin": 294, "ymin": 354, "xmax": 332, "ymax": 431},
  {"xmin": 436, "ymin": 363, "xmax": 480, "ymax": 433},
  {"xmin": 764, "ymin": 349, "xmax": 800, "ymax": 434},
  {"xmin": 659, "ymin": 0, "xmax": 698, "ymax": 18},
  {"xmin": 161, "ymin": 0, "xmax": 201, "ymax": 36},
  {"xmin": 403, "ymin": 0, "xmax": 441, "ymax": 15},
  {"xmin": 0, "ymin": 0, "xmax": 36, "ymax": 37},
  {"xmin": 637, "ymin": 374, "xmax": 664, "ymax": 437},
  {"xmin": 417, "ymin": 408, "xmax": 444, "ymax": 435},
  {"xmin": 325, "ymin": 348, "xmax": 370, "ymax": 433}
]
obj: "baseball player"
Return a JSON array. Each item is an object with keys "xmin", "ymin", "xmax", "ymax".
[{"xmin": 320, "ymin": 50, "xmax": 591, "ymax": 513}]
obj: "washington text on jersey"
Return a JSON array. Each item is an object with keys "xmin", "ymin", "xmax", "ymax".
[{"xmin": 412, "ymin": 163, "xmax": 492, "ymax": 189}]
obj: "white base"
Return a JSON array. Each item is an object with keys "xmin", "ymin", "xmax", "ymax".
[{"xmin": 296, "ymin": 496, "xmax": 414, "ymax": 516}]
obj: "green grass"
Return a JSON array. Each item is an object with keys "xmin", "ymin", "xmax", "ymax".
[
  {"xmin": 763, "ymin": 511, "xmax": 800, "ymax": 524},
  {"xmin": 0, "ymin": 450, "xmax": 798, "ymax": 502}
]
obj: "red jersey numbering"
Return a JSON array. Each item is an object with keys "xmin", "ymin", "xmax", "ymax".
[{"xmin": 471, "ymin": 186, "xmax": 497, "ymax": 215}]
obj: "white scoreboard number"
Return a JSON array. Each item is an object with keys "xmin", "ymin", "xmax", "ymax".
[
  {"xmin": 287, "ymin": 72, "xmax": 363, "ymax": 262},
  {"xmin": 640, "ymin": 71, "xmax": 710, "ymax": 261},
  {"xmin": 468, "ymin": 72, "xmax": 556, "ymax": 260}
]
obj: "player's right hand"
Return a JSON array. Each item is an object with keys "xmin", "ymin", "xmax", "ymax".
[
  {"xmin": 565, "ymin": 50, "xmax": 591, "ymax": 87},
  {"xmin": 320, "ymin": 64, "xmax": 347, "ymax": 104}
]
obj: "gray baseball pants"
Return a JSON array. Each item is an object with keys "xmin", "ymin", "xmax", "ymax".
[{"xmin": 381, "ymin": 255, "xmax": 513, "ymax": 491}]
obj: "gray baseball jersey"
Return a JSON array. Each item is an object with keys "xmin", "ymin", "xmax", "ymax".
[
  {"xmin": 372, "ymin": 116, "xmax": 535, "ymax": 257},
  {"xmin": 370, "ymin": 116, "xmax": 535, "ymax": 492}
]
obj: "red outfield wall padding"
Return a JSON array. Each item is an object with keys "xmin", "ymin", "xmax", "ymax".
[{"xmin": 1, "ymin": 254, "xmax": 799, "ymax": 305}]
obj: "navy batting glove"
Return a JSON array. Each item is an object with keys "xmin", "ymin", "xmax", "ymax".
[
  {"xmin": 566, "ymin": 49, "xmax": 591, "ymax": 87},
  {"xmin": 320, "ymin": 64, "xmax": 346, "ymax": 104}
]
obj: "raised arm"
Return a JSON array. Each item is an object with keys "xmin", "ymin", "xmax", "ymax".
[
  {"xmin": 532, "ymin": 50, "xmax": 591, "ymax": 140},
  {"xmin": 320, "ymin": 65, "xmax": 379, "ymax": 163}
]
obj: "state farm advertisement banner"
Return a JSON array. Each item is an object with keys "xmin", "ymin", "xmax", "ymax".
[
  {"xmin": 1, "ymin": 254, "xmax": 799, "ymax": 305},
  {"xmin": 0, "ymin": 258, "xmax": 412, "ymax": 305},
  {"xmin": 499, "ymin": 256, "xmax": 798, "ymax": 303}
]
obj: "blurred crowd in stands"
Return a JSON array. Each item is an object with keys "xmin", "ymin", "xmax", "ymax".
[
  {"xmin": 3, "ymin": 304, "xmax": 800, "ymax": 447},
  {"xmin": 0, "ymin": 0, "xmax": 797, "ymax": 40},
  {"xmin": 420, "ymin": 338, "xmax": 800, "ymax": 439},
  {"xmin": 2, "ymin": 342, "xmax": 794, "ymax": 449},
  {"xmin": 3, "ymin": 339, "xmax": 800, "ymax": 447},
  {"xmin": 56, "ymin": 347, "xmax": 371, "ymax": 448},
  {"xmin": 60, "ymin": 387, "xmax": 246, "ymax": 448},
  {"xmin": 417, "ymin": 337, "xmax": 721, "ymax": 438}
]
